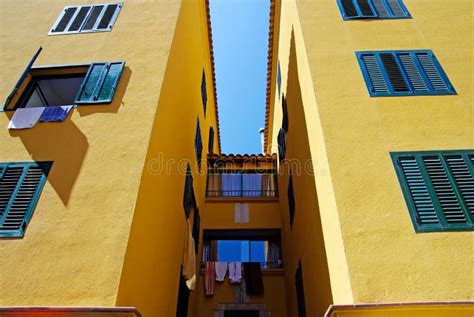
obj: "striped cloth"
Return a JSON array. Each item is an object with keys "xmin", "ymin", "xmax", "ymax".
[{"xmin": 204, "ymin": 262, "xmax": 216, "ymax": 296}]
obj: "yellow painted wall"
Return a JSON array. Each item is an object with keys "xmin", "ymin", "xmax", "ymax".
[
  {"xmin": 269, "ymin": 0, "xmax": 474, "ymax": 308},
  {"xmin": 204, "ymin": 200, "xmax": 281, "ymax": 229},
  {"xmin": 195, "ymin": 270, "xmax": 287, "ymax": 317},
  {"xmin": 0, "ymin": 0, "xmax": 183, "ymax": 306},
  {"xmin": 327, "ymin": 303, "xmax": 474, "ymax": 317},
  {"xmin": 115, "ymin": 0, "xmax": 219, "ymax": 316}
]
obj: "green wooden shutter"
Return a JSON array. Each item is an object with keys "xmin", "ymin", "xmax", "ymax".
[
  {"xmin": 392, "ymin": 151, "xmax": 473, "ymax": 232},
  {"xmin": 0, "ymin": 162, "xmax": 52, "ymax": 238},
  {"xmin": 75, "ymin": 61, "xmax": 125, "ymax": 104}
]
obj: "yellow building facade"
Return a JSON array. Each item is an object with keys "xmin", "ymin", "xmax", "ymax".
[{"xmin": 0, "ymin": 0, "xmax": 473, "ymax": 316}]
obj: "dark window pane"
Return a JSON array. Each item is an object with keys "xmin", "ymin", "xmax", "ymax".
[
  {"xmin": 341, "ymin": 0, "xmax": 358, "ymax": 17},
  {"xmin": 380, "ymin": 53, "xmax": 409, "ymax": 92},
  {"xmin": 53, "ymin": 7, "xmax": 77, "ymax": 32},
  {"xmin": 97, "ymin": 4, "xmax": 118, "ymax": 29},
  {"xmin": 82, "ymin": 5, "xmax": 104, "ymax": 30},
  {"xmin": 356, "ymin": 0, "xmax": 376, "ymax": 16},
  {"xmin": 36, "ymin": 76, "xmax": 84, "ymax": 106},
  {"xmin": 68, "ymin": 6, "xmax": 91, "ymax": 31}
]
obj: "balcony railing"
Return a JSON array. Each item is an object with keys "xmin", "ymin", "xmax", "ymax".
[{"xmin": 206, "ymin": 171, "xmax": 278, "ymax": 198}]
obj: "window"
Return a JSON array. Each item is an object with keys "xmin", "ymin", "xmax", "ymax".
[
  {"xmin": 277, "ymin": 61, "xmax": 282, "ymax": 98},
  {"xmin": 49, "ymin": 3, "xmax": 122, "ymax": 35},
  {"xmin": 206, "ymin": 170, "xmax": 278, "ymax": 197},
  {"xmin": 195, "ymin": 119, "xmax": 203, "ymax": 171},
  {"xmin": 356, "ymin": 50, "xmax": 455, "ymax": 97},
  {"xmin": 282, "ymin": 95, "xmax": 289, "ymax": 133},
  {"xmin": 278, "ymin": 128, "xmax": 286, "ymax": 162},
  {"xmin": 183, "ymin": 164, "xmax": 194, "ymax": 218},
  {"xmin": 337, "ymin": 0, "xmax": 410, "ymax": 19},
  {"xmin": 176, "ymin": 265, "xmax": 190, "ymax": 317},
  {"xmin": 4, "ymin": 60, "xmax": 125, "ymax": 111},
  {"xmin": 0, "ymin": 162, "xmax": 52, "ymax": 238},
  {"xmin": 288, "ymin": 174, "xmax": 295, "ymax": 228},
  {"xmin": 208, "ymin": 127, "xmax": 215, "ymax": 154},
  {"xmin": 201, "ymin": 70, "xmax": 207, "ymax": 115},
  {"xmin": 391, "ymin": 151, "xmax": 474, "ymax": 232},
  {"xmin": 295, "ymin": 260, "xmax": 306, "ymax": 317},
  {"xmin": 202, "ymin": 230, "xmax": 282, "ymax": 268}
]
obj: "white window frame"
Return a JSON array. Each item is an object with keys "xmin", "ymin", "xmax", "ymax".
[{"xmin": 48, "ymin": 3, "xmax": 123, "ymax": 36}]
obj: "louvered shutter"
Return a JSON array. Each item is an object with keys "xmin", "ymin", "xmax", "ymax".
[
  {"xmin": 201, "ymin": 70, "xmax": 207, "ymax": 115},
  {"xmin": 356, "ymin": 0, "xmax": 376, "ymax": 17},
  {"xmin": 183, "ymin": 165, "xmax": 193, "ymax": 218},
  {"xmin": 397, "ymin": 53, "xmax": 429, "ymax": 93},
  {"xmin": 278, "ymin": 128, "xmax": 286, "ymax": 162},
  {"xmin": 0, "ymin": 162, "xmax": 51, "ymax": 238},
  {"xmin": 295, "ymin": 261, "xmax": 306, "ymax": 317},
  {"xmin": 416, "ymin": 52, "xmax": 453, "ymax": 93},
  {"xmin": 97, "ymin": 4, "xmax": 120, "ymax": 29},
  {"xmin": 282, "ymin": 95, "xmax": 289, "ymax": 133},
  {"xmin": 386, "ymin": 0, "xmax": 406, "ymax": 17},
  {"xmin": 208, "ymin": 127, "xmax": 215, "ymax": 154},
  {"xmin": 358, "ymin": 53, "xmax": 390, "ymax": 95},
  {"xmin": 82, "ymin": 5, "xmax": 105, "ymax": 31},
  {"xmin": 340, "ymin": 0, "xmax": 359, "ymax": 18},
  {"xmin": 371, "ymin": 0, "xmax": 390, "ymax": 17},
  {"xmin": 52, "ymin": 7, "xmax": 78, "ymax": 33},
  {"xmin": 288, "ymin": 175, "xmax": 295, "ymax": 228},
  {"xmin": 195, "ymin": 119, "xmax": 203, "ymax": 170},
  {"xmin": 392, "ymin": 151, "xmax": 473, "ymax": 232},
  {"xmin": 379, "ymin": 53, "xmax": 410, "ymax": 92},
  {"xmin": 75, "ymin": 62, "xmax": 125, "ymax": 104},
  {"xmin": 67, "ymin": 6, "xmax": 91, "ymax": 32}
]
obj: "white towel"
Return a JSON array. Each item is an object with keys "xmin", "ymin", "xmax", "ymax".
[
  {"xmin": 8, "ymin": 107, "xmax": 45, "ymax": 129},
  {"xmin": 215, "ymin": 262, "xmax": 228, "ymax": 282},
  {"xmin": 228, "ymin": 262, "xmax": 242, "ymax": 284}
]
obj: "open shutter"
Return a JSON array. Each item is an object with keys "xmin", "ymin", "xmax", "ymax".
[
  {"xmin": 340, "ymin": 0, "xmax": 359, "ymax": 18},
  {"xmin": 386, "ymin": 0, "xmax": 406, "ymax": 17},
  {"xmin": 183, "ymin": 165, "xmax": 193, "ymax": 218},
  {"xmin": 0, "ymin": 162, "xmax": 51, "ymax": 238},
  {"xmin": 379, "ymin": 53, "xmax": 410, "ymax": 92},
  {"xmin": 355, "ymin": 0, "xmax": 377, "ymax": 17},
  {"xmin": 282, "ymin": 95, "xmax": 289, "ymax": 133},
  {"xmin": 288, "ymin": 174, "xmax": 295, "ymax": 228},
  {"xmin": 3, "ymin": 47, "xmax": 42, "ymax": 111},
  {"xmin": 371, "ymin": 0, "xmax": 390, "ymax": 17},
  {"xmin": 397, "ymin": 53, "xmax": 429, "ymax": 93},
  {"xmin": 208, "ymin": 127, "xmax": 215, "ymax": 154},
  {"xmin": 358, "ymin": 53, "xmax": 390, "ymax": 95},
  {"xmin": 277, "ymin": 128, "xmax": 286, "ymax": 162},
  {"xmin": 75, "ymin": 61, "xmax": 125, "ymax": 104}
]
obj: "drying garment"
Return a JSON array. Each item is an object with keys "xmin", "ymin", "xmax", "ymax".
[
  {"xmin": 39, "ymin": 105, "xmax": 73, "ymax": 122},
  {"xmin": 204, "ymin": 262, "xmax": 216, "ymax": 296},
  {"xmin": 228, "ymin": 262, "xmax": 242, "ymax": 284},
  {"xmin": 182, "ymin": 219, "xmax": 196, "ymax": 290},
  {"xmin": 243, "ymin": 262, "xmax": 264, "ymax": 295},
  {"xmin": 215, "ymin": 262, "xmax": 228, "ymax": 282},
  {"xmin": 8, "ymin": 107, "xmax": 45, "ymax": 129}
]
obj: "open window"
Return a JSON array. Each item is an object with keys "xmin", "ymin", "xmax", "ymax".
[
  {"xmin": 202, "ymin": 229, "xmax": 282, "ymax": 268},
  {"xmin": 3, "ymin": 49, "xmax": 125, "ymax": 111}
]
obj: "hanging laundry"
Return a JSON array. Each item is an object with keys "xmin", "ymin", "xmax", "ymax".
[
  {"xmin": 215, "ymin": 262, "xmax": 228, "ymax": 282},
  {"xmin": 8, "ymin": 107, "xmax": 45, "ymax": 129},
  {"xmin": 228, "ymin": 262, "xmax": 242, "ymax": 284},
  {"xmin": 182, "ymin": 218, "xmax": 196, "ymax": 290},
  {"xmin": 243, "ymin": 262, "xmax": 264, "ymax": 295},
  {"xmin": 204, "ymin": 262, "xmax": 216, "ymax": 296},
  {"xmin": 39, "ymin": 105, "xmax": 72, "ymax": 122}
]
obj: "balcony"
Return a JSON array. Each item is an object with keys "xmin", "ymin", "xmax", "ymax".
[{"xmin": 206, "ymin": 154, "xmax": 278, "ymax": 199}]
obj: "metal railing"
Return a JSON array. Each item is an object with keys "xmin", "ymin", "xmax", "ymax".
[
  {"xmin": 206, "ymin": 189, "xmax": 278, "ymax": 198},
  {"xmin": 200, "ymin": 261, "xmax": 283, "ymax": 269}
]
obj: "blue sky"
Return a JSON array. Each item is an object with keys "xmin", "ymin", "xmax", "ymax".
[{"xmin": 210, "ymin": 0, "xmax": 270, "ymax": 154}]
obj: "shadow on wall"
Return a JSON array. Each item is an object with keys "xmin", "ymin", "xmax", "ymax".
[
  {"xmin": 283, "ymin": 29, "xmax": 334, "ymax": 315},
  {"xmin": 4, "ymin": 67, "xmax": 131, "ymax": 205}
]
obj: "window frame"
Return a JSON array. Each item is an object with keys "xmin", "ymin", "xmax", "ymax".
[
  {"xmin": 356, "ymin": 50, "xmax": 456, "ymax": 97},
  {"xmin": 337, "ymin": 0, "xmax": 411, "ymax": 20},
  {"xmin": 0, "ymin": 161, "xmax": 52, "ymax": 238},
  {"xmin": 391, "ymin": 150, "xmax": 474, "ymax": 232},
  {"xmin": 49, "ymin": 3, "xmax": 123, "ymax": 36}
]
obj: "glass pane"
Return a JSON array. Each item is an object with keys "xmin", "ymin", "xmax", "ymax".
[
  {"xmin": 250, "ymin": 241, "xmax": 266, "ymax": 262},
  {"xmin": 24, "ymin": 88, "xmax": 46, "ymax": 108},
  {"xmin": 37, "ymin": 76, "xmax": 85, "ymax": 106}
]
